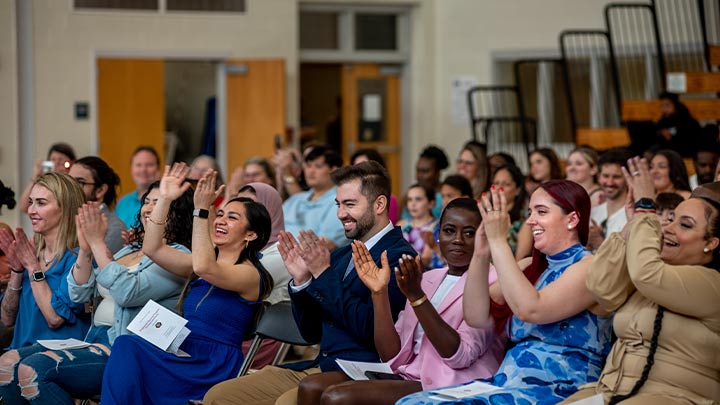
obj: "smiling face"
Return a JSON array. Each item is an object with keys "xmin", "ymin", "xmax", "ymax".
[
  {"xmin": 69, "ymin": 164, "xmax": 100, "ymax": 202},
  {"xmin": 525, "ymin": 188, "xmax": 579, "ymax": 255},
  {"xmin": 565, "ymin": 151, "xmax": 596, "ymax": 184},
  {"xmin": 492, "ymin": 168, "xmax": 519, "ymax": 204},
  {"xmin": 598, "ymin": 163, "xmax": 627, "ymax": 201},
  {"xmin": 438, "ymin": 207, "xmax": 481, "ymax": 272},
  {"xmin": 529, "ymin": 152, "xmax": 552, "ymax": 183},
  {"xmin": 27, "ymin": 185, "xmax": 62, "ymax": 236},
  {"xmin": 139, "ymin": 187, "xmax": 161, "ymax": 228},
  {"xmin": 661, "ymin": 199, "xmax": 718, "ymax": 266},
  {"xmin": 213, "ymin": 201, "xmax": 255, "ymax": 248},
  {"xmin": 650, "ymin": 154, "xmax": 673, "ymax": 192},
  {"xmin": 131, "ymin": 150, "xmax": 160, "ymax": 191},
  {"xmin": 455, "ymin": 150, "xmax": 479, "ymax": 181},
  {"xmin": 336, "ymin": 179, "xmax": 377, "ymax": 242}
]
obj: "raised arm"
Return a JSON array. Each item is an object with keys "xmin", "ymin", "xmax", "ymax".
[
  {"xmin": 463, "ymin": 222, "xmax": 493, "ymax": 329},
  {"xmin": 141, "ymin": 163, "xmax": 193, "ymax": 278},
  {"xmin": 69, "ymin": 211, "xmax": 95, "ymax": 288},
  {"xmin": 396, "ymin": 253, "xmax": 461, "ymax": 358},
  {"xmin": 481, "ymin": 188, "xmax": 597, "ymax": 324},
  {"xmin": 191, "ymin": 170, "xmax": 260, "ymax": 299},
  {"xmin": 353, "ymin": 242, "xmax": 401, "ymax": 361}
]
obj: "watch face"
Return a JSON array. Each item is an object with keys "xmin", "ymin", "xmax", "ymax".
[{"xmin": 32, "ymin": 271, "xmax": 45, "ymax": 282}]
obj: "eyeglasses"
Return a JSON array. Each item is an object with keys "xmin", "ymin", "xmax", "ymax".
[{"xmin": 74, "ymin": 178, "xmax": 96, "ymax": 187}]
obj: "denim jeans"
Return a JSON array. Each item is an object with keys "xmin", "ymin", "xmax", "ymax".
[{"xmin": 0, "ymin": 325, "xmax": 111, "ymax": 405}]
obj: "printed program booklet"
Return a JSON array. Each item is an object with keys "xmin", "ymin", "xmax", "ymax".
[
  {"xmin": 335, "ymin": 359, "xmax": 394, "ymax": 380},
  {"xmin": 126, "ymin": 300, "xmax": 191, "ymax": 357}
]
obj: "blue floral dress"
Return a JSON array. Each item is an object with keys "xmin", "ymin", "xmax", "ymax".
[{"xmin": 397, "ymin": 244, "xmax": 613, "ymax": 405}]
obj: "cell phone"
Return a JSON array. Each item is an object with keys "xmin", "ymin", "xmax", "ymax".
[
  {"xmin": 41, "ymin": 161, "xmax": 54, "ymax": 174},
  {"xmin": 364, "ymin": 371, "xmax": 404, "ymax": 381},
  {"xmin": 274, "ymin": 134, "xmax": 282, "ymax": 151}
]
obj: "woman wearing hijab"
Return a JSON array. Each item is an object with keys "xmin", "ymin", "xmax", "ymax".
[{"xmin": 235, "ymin": 182, "xmax": 290, "ymax": 368}]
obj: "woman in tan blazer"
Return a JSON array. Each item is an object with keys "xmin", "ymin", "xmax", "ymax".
[{"xmin": 563, "ymin": 157, "xmax": 720, "ymax": 404}]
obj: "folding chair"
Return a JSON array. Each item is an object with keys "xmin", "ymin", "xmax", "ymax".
[{"xmin": 237, "ymin": 301, "xmax": 317, "ymax": 377}]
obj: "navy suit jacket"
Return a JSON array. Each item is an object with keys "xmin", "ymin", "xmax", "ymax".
[{"xmin": 286, "ymin": 226, "xmax": 416, "ymax": 372}]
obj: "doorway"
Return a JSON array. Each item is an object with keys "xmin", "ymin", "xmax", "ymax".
[{"xmin": 300, "ymin": 62, "xmax": 403, "ymax": 197}]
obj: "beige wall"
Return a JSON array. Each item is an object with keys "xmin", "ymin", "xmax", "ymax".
[
  {"xmin": 0, "ymin": 0, "xmax": 18, "ymax": 227},
  {"xmin": 31, "ymin": 0, "xmax": 298, "ymax": 177},
  {"xmin": 2, "ymin": 0, "xmax": 637, "ymax": 226}
]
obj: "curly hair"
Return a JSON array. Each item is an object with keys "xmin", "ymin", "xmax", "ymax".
[{"xmin": 130, "ymin": 181, "xmax": 193, "ymax": 250}]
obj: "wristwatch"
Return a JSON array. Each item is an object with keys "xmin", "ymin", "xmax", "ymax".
[
  {"xmin": 634, "ymin": 198, "xmax": 657, "ymax": 210},
  {"xmin": 31, "ymin": 270, "xmax": 46, "ymax": 282},
  {"xmin": 193, "ymin": 208, "xmax": 209, "ymax": 219}
]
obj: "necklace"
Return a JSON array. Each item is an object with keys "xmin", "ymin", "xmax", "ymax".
[{"xmin": 42, "ymin": 250, "xmax": 56, "ymax": 266}]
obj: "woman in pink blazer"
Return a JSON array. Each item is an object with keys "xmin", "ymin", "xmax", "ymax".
[{"xmin": 296, "ymin": 198, "xmax": 504, "ymax": 405}]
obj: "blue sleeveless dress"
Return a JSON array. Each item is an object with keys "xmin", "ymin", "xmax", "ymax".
[
  {"xmin": 100, "ymin": 278, "xmax": 261, "ymax": 405},
  {"xmin": 397, "ymin": 244, "xmax": 613, "ymax": 405}
]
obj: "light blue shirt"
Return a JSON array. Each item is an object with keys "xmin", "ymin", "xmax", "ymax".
[
  {"xmin": 283, "ymin": 186, "xmax": 347, "ymax": 249},
  {"xmin": 115, "ymin": 191, "xmax": 141, "ymax": 228},
  {"xmin": 67, "ymin": 243, "xmax": 188, "ymax": 345}
]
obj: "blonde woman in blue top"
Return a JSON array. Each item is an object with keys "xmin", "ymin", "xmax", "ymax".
[
  {"xmin": 0, "ymin": 179, "xmax": 193, "ymax": 404},
  {"xmin": 0, "ymin": 173, "xmax": 89, "ymax": 403}
]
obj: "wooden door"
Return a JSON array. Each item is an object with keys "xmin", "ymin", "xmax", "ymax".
[
  {"xmin": 225, "ymin": 59, "xmax": 286, "ymax": 175},
  {"xmin": 97, "ymin": 58, "xmax": 165, "ymax": 197},
  {"xmin": 341, "ymin": 64, "xmax": 401, "ymax": 197}
]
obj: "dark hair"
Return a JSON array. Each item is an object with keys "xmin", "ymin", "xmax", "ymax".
[
  {"xmin": 655, "ymin": 192, "xmax": 684, "ymax": 212},
  {"xmin": 659, "ymin": 91, "xmax": 692, "ymax": 118},
  {"xmin": 132, "ymin": 145, "xmax": 160, "ymax": 166},
  {"xmin": 131, "ymin": 181, "xmax": 193, "ymax": 250},
  {"xmin": 529, "ymin": 148, "xmax": 563, "ymax": 182},
  {"xmin": 609, "ymin": 306, "xmax": 666, "ymax": 404},
  {"xmin": 652, "ymin": 149, "xmax": 691, "ymax": 192},
  {"xmin": 461, "ymin": 140, "xmax": 490, "ymax": 198},
  {"xmin": 351, "ymin": 148, "xmax": 386, "ymax": 168},
  {"xmin": 0, "ymin": 180, "xmax": 16, "ymax": 212},
  {"xmin": 177, "ymin": 198, "xmax": 274, "ymax": 314},
  {"xmin": 441, "ymin": 175, "xmax": 473, "ymax": 199},
  {"xmin": 407, "ymin": 183, "xmax": 435, "ymax": 205},
  {"xmin": 47, "ymin": 142, "xmax": 76, "ymax": 161},
  {"xmin": 493, "ymin": 164, "xmax": 528, "ymax": 223},
  {"xmin": 527, "ymin": 180, "xmax": 591, "ymax": 287},
  {"xmin": 243, "ymin": 157, "xmax": 276, "ymax": 187},
  {"xmin": 331, "ymin": 161, "xmax": 390, "ymax": 208},
  {"xmin": 74, "ymin": 156, "xmax": 122, "ymax": 209},
  {"xmin": 420, "ymin": 145, "xmax": 449, "ymax": 171},
  {"xmin": 489, "ymin": 152, "xmax": 517, "ymax": 168},
  {"xmin": 598, "ymin": 148, "xmax": 634, "ymax": 171},
  {"xmin": 439, "ymin": 197, "xmax": 481, "ymax": 227},
  {"xmin": 305, "ymin": 145, "xmax": 343, "ymax": 169}
]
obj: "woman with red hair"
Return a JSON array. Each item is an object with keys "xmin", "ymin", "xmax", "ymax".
[{"xmin": 399, "ymin": 180, "xmax": 613, "ymax": 404}]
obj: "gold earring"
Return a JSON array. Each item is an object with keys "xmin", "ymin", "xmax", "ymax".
[{"xmin": 245, "ymin": 240, "xmax": 249, "ymax": 249}]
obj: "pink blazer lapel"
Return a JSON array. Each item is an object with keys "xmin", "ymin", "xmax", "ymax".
[{"xmin": 434, "ymin": 271, "xmax": 467, "ymax": 314}]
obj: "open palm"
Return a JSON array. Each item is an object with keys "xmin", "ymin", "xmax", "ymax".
[{"xmin": 352, "ymin": 241, "xmax": 390, "ymax": 294}]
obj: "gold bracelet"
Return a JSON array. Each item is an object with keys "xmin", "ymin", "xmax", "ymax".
[
  {"xmin": 147, "ymin": 216, "xmax": 168, "ymax": 226},
  {"xmin": 409, "ymin": 295, "xmax": 428, "ymax": 308}
]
